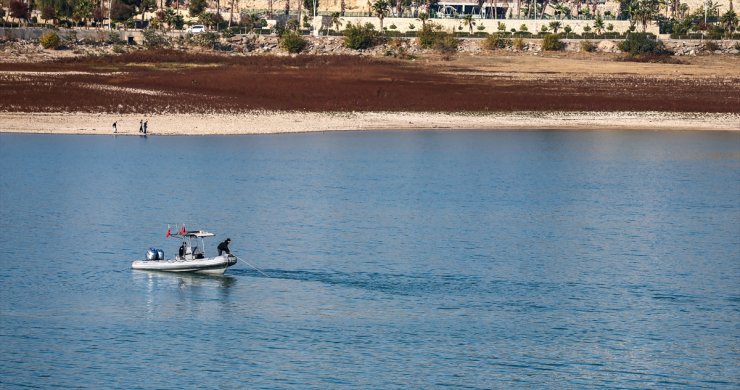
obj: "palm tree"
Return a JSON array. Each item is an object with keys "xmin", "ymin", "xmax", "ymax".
[
  {"xmin": 632, "ymin": 0, "xmax": 660, "ymax": 32},
  {"xmin": 548, "ymin": 20, "xmax": 561, "ymax": 32},
  {"xmin": 330, "ymin": 11, "xmax": 342, "ymax": 32},
  {"xmin": 593, "ymin": 13, "xmax": 604, "ymax": 34},
  {"xmin": 229, "ymin": 0, "xmax": 236, "ymax": 26},
  {"xmin": 461, "ymin": 13, "xmax": 476, "ymax": 33},
  {"xmin": 417, "ymin": 11, "xmax": 429, "ymax": 27},
  {"xmin": 540, "ymin": 0, "xmax": 550, "ymax": 18},
  {"xmin": 720, "ymin": 9, "xmax": 737, "ymax": 36},
  {"xmin": 372, "ymin": 0, "xmax": 389, "ymax": 31},
  {"xmin": 555, "ymin": 3, "xmax": 569, "ymax": 19},
  {"xmin": 678, "ymin": 2, "xmax": 688, "ymax": 19}
]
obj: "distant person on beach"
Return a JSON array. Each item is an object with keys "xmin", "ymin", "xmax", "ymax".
[
  {"xmin": 217, "ymin": 238, "xmax": 231, "ymax": 256},
  {"xmin": 143, "ymin": 120, "xmax": 148, "ymax": 134},
  {"xmin": 112, "ymin": 121, "xmax": 117, "ymax": 133},
  {"xmin": 139, "ymin": 120, "xmax": 143, "ymax": 133}
]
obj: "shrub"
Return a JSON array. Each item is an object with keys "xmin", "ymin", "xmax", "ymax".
[
  {"xmin": 482, "ymin": 33, "xmax": 511, "ymax": 50},
  {"xmin": 221, "ymin": 27, "xmax": 239, "ymax": 38},
  {"xmin": 512, "ymin": 37, "xmax": 525, "ymax": 50},
  {"xmin": 192, "ymin": 31, "xmax": 220, "ymax": 48},
  {"xmin": 434, "ymin": 33, "xmax": 458, "ymax": 59},
  {"xmin": 39, "ymin": 31, "xmax": 61, "ymax": 49},
  {"xmin": 280, "ymin": 30, "xmax": 307, "ymax": 53},
  {"xmin": 619, "ymin": 33, "xmax": 671, "ymax": 56},
  {"xmin": 343, "ymin": 22, "xmax": 382, "ymax": 50},
  {"xmin": 143, "ymin": 29, "xmax": 170, "ymax": 48},
  {"xmin": 702, "ymin": 40, "xmax": 719, "ymax": 52},
  {"xmin": 580, "ymin": 40, "xmax": 596, "ymax": 52},
  {"xmin": 541, "ymin": 34, "xmax": 563, "ymax": 51},
  {"xmin": 105, "ymin": 31, "xmax": 126, "ymax": 45},
  {"xmin": 417, "ymin": 23, "xmax": 444, "ymax": 49}
]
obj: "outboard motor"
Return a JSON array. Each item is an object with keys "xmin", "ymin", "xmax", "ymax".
[
  {"xmin": 156, "ymin": 249, "xmax": 164, "ymax": 260},
  {"xmin": 146, "ymin": 247, "xmax": 158, "ymax": 261}
]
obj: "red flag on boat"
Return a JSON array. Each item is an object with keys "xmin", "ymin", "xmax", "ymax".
[
  {"xmin": 180, "ymin": 225, "xmax": 186, "ymax": 235},
  {"xmin": 166, "ymin": 227, "xmax": 171, "ymax": 238}
]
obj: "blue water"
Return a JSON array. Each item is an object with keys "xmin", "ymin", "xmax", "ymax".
[{"xmin": 1, "ymin": 131, "xmax": 739, "ymax": 388}]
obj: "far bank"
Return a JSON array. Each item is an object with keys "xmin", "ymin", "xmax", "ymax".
[{"xmin": 1, "ymin": 111, "xmax": 738, "ymax": 135}]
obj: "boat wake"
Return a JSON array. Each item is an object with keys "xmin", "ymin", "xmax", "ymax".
[{"xmin": 228, "ymin": 268, "xmax": 479, "ymax": 296}]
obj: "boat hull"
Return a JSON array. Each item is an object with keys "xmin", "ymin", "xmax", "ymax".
[{"xmin": 131, "ymin": 255, "xmax": 237, "ymax": 275}]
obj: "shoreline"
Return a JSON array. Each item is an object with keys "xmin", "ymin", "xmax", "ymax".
[{"xmin": 1, "ymin": 111, "xmax": 739, "ymax": 135}]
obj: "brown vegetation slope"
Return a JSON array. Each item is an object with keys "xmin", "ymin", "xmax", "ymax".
[{"xmin": 0, "ymin": 51, "xmax": 738, "ymax": 113}]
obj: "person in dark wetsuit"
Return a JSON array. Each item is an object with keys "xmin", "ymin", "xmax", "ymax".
[
  {"xmin": 217, "ymin": 238, "xmax": 231, "ymax": 256},
  {"xmin": 179, "ymin": 242, "xmax": 187, "ymax": 258}
]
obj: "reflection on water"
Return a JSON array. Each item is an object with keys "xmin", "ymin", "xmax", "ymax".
[
  {"xmin": 132, "ymin": 271, "xmax": 237, "ymax": 318},
  {"xmin": 1, "ymin": 131, "xmax": 739, "ymax": 388}
]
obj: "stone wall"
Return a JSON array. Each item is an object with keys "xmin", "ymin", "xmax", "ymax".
[
  {"xmin": 0, "ymin": 28, "xmax": 145, "ymax": 44},
  {"xmin": 330, "ymin": 16, "xmax": 656, "ymax": 34}
]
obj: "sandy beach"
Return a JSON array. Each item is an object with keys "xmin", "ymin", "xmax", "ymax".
[{"xmin": 1, "ymin": 111, "xmax": 738, "ymax": 135}]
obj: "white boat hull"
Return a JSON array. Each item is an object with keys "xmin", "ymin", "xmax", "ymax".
[{"xmin": 131, "ymin": 255, "xmax": 237, "ymax": 275}]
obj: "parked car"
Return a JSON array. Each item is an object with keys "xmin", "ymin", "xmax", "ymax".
[{"xmin": 187, "ymin": 25, "xmax": 206, "ymax": 33}]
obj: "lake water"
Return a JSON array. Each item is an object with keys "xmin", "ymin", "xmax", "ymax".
[{"xmin": 1, "ymin": 131, "xmax": 739, "ymax": 388}]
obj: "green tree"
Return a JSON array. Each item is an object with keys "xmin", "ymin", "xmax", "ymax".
[
  {"xmin": 73, "ymin": 0, "xmax": 93, "ymax": 27},
  {"xmin": 189, "ymin": 0, "xmax": 207, "ymax": 16},
  {"xmin": 198, "ymin": 12, "xmax": 223, "ymax": 28},
  {"xmin": 629, "ymin": 0, "xmax": 660, "ymax": 32},
  {"xmin": 140, "ymin": 0, "xmax": 156, "ymax": 21},
  {"xmin": 563, "ymin": 24, "xmax": 572, "ymax": 37},
  {"xmin": 111, "ymin": 1, "xmax": 136, "ymax": 22},
  {"xmin": 720, "ymin": 9, "xmax": 737, "ymax": 37},
  {"xmin": 371, "ymin": 0, "xmax": 389, "ymax": 31},
  {"xmin": 554, "ymin": 3, "xmax": 570, "ymax": 19}
]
